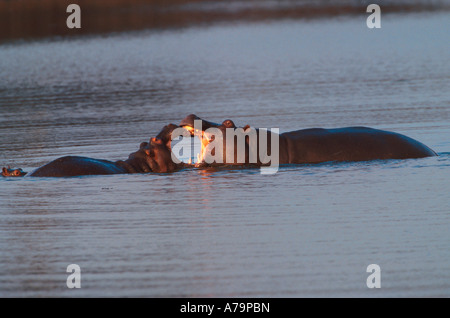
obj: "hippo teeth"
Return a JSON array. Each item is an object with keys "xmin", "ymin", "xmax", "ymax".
[
  {"xmin": 183, "ymin": 125, "xmax": 210, "ymax": 164},
  {"xmin": 197, "ymin": 134, "xmax": 209, "ymax": 164}
]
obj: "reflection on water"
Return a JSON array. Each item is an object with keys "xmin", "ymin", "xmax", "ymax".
[{"xmin": 0, "ymin": 11, "xmax": 449, "ymax": 297}]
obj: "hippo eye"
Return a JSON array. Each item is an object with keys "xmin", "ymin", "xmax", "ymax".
[
  {"xmin": 149, "ymin": 149, "xmax": 156, "ymax": 158},
  {"xmin": 151, "ymin": 137, "xmax": 163, "ymax": 146}
]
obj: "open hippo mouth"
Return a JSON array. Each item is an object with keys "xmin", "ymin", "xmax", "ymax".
[
  {"xmin": 184, "ymin": 126, "xmax": 211, "ymax": 164},
  {"xmin": 179, "ymin": 114, "xmax": 233, "ymax": 165},
  {"xmin": 149, "ymin": 119, "xmax": 216, "ymax": 166}
]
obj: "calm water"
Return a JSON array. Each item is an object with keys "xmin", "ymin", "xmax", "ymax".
[{"xmin": 0, "ymin": 11, "xmax": 449, "ymax": 297}]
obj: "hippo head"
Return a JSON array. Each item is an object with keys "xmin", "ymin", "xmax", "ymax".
[
  {"xmin": 155, "ymin": 123, "xmax": 179, "ymax": 149},
  {"xmin": 2, "ymin": 167, "xmax": 27, "ymax": 177},
  {"xmin": 139, "ymin": 124, "xmax": 181, "ymax": 173},
  {"xmin": 179, "ymin": 114, "xmax": 253, "ymax": 166}
]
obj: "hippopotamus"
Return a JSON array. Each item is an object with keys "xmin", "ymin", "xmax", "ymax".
[
  {"xmin": 1, "ymin": 125, "xmax": 180, "ymax": 177},
  {"xmin": 179, "ymin": 114, "xmax": 437, "ymax": 167}
]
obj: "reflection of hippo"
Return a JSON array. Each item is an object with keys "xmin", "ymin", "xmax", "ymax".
[
  {"xmin": 1, "ymin": 126, "xmax": 179, "ymax": 177},
  {"xmin": 180, "ymin": 114, "xmax": 437, "ymax": 165}
]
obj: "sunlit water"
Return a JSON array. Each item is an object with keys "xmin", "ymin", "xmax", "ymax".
[{"xmin": 0, "ymin": 11, "xmax": 449, "ymax": 297}]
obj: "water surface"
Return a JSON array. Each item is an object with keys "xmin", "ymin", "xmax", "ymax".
[{"xmin": 0, "ymin": 11, "xmax": 449, "ymax": 297}]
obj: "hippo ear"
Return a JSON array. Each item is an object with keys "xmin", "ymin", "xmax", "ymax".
[{"xmin": 222, "ymin": 119, "xmax": 236, "ymax": 128}]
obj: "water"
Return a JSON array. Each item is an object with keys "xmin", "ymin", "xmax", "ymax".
[{"xmin": 0, "ymin": 11, "xmax": 449, "ymax": 297}]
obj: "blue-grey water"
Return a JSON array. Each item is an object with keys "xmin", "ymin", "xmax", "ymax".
[{"xmin": 0, "ymin": 11, "xmax": 449, "ymax": 297}]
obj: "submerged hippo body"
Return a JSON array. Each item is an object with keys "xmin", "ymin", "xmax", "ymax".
[
  {"xmin": 2, "ymin": 125, "xmax": 181, "ymax": 177},
  {"xmin": 180, "ymin": 114, "xmax": 437, "ymax": 166},
  {"xmin": 26, "ymin": 156, "xmax": 127, "ymax": 177}
]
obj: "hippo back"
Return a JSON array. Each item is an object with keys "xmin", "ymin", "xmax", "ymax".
[
  {"xmin": 281, "ymin": 127, "xmax": 436, "ymax": 164},
  {"xmin": 28, "ymin": 156, "xmax": 127, "ymax": 177}
]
